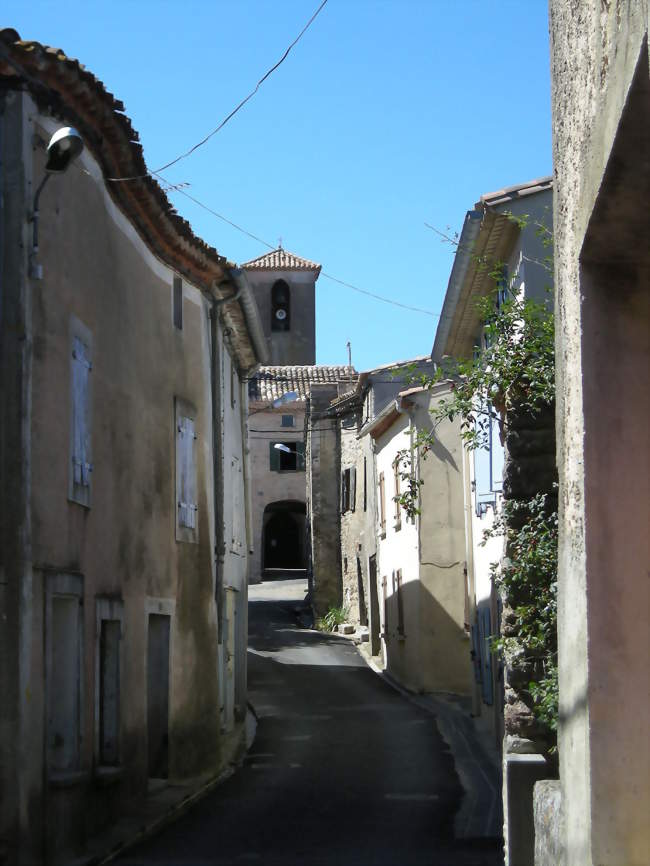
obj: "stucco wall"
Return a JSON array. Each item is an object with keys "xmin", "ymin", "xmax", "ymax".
[
  {"xmin": 0, "ymin": 96, "xmax": 248, "ymax": 863},
  {"xmin": 549, "ymin": 3, "xmax": 649, "ymax": 864},
  {"xmin": 415, "ymin": 391, "xmax": 472, "ymax": 696}
]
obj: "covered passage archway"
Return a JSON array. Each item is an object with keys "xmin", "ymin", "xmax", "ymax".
[{"xmin": 262, "ymin": 500, "xmax": 306, "ymax": 572}]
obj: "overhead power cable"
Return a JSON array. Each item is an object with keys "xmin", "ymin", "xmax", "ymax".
[
  {"xmin": 163, "ymin": 178, "xmax": 439, "ymax": 317},
  {"xmin": 107, "ymin": 0, "xmax": 329, "ymax": 183}
]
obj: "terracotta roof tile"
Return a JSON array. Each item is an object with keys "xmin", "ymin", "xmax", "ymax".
[
  {"xmin": 249, "ymin": 365, "xmax": 357, "ymax": 402},
  {"xmin": 241, "ymin": 248, "xmax": 321, "ymax": 274},
  {"xmin": 0, "ymin": 29, "xmax": 267, "ymax": 370}
]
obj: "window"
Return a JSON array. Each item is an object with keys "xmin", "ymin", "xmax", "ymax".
[
  {"xmin": 175, "ymin": 399, "xmax": 198, "ymax": 541},
  {"xmin": 281, "ymin": 414, "xmax": 295, "ymax": 428},
  {"xmin": 271, "ymin": 279, "xmax": 291, "ymax": 331},
  {"xmin": 341, "ymin": 467, "xmax": 356, "ymax": 513},
  {"xmin": 95, "ymin": 598, "xmax": 123, "ymax": 767},
  {"xmin": 47, "ymin": 573, "xmax": 83, "ymax": 775},
  {"xmin": 269, "ymin": 441, "xmax": 305, "ymax": 471},
  {"xmin": 69, "ymin": 318, "xmax": 92, "ymax": 507},
  {"xmin": 379, "ymin": 471, "xmax": 386, "ymax": 536},
  {"xmin": 393, "ymin": 459, "xmax": 402, "ymax": 531},
  {"xmin": 173, "ymin": 275, "xmax": 183, "ymax": 330}
]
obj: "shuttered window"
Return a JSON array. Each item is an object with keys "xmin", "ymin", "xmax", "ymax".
[
  {"xmin": 269, "ymin": 441, "xmax": 304, "ymax": 471},
  {"xmin": 393, "ymin": 459, "xmax": 401, "ymax": 530},
  {"xmin": 176, "ymin": 400, "xmax": 198, "ymax": 541},
  {"xmin": 379, "ymin": 472, "xmax": 386, "ymax": 535},
  {"xmin": 341, "ymin": 467, "xmax": 357, "ymax": 513},
  {"xmin": 69, "ymin": 320, "xmax": 92, "ymax": 507}
]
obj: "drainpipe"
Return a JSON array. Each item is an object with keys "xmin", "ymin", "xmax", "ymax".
[{"xmin": 209, "ymin": 301, "xmax": 225, "ymax": 638}]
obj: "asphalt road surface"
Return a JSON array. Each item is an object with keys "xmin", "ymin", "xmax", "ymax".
[{"xmin": 117, "ymin": 579, "xmax": 502, "ymax": 866}]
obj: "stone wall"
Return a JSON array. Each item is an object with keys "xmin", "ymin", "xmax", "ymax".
[
  {"xmin": 339, "ymin": 407, "xmax": 367, "ymax": 626},
  {"xmin": 306, "ymin": 386, "xmax": 342, "ymax": 616}
]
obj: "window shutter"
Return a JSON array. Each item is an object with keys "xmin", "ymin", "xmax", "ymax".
[
  {"xmin": 350, "ymin": 467, "xmax": 357, "ymax": 512},
  {"xmin": 269, "ymin": 442, "xmax": 280, "ymax": 471},
  {"xmin": 341, "ymin": 470, "xmax": 349, "ymax": 513},
  {"xmin": 72, "ymin": 336, "xmax": 91, "ymax": 489},
  {"xmin": 178, "ymin": 416, "xmax": 197, "ymax": 529},
  {"xmin": 379, "ymin": 472, "xmax": 386, "ymax": 532}
]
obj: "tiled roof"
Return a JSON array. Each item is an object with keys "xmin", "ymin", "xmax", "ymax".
[
  {"xmin": 249, "ymin": 366, "xmax": 357, "ymax": 403},
  {"xmin": 241, "ymin": 248, "xmax": 321, "ymax": 274},
  {"xmin": 480, "ymin": 176, "xmax": 553, "ymax": 208},
  {"xmin": 0, "ymin": 29, "xmax": 265, "ymax": 370}
]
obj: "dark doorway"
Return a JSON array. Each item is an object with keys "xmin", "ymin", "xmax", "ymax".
[
  {"xmin": 147, "ymin": 614, "xmax": 170, "ymax": 779},
  {"xmin": 263, "ymin": 501, "xmax": 306, "ymax": 571},
  {"xmin": 368, "ymin": 554, "xmax": 380, "ymax": 655}
]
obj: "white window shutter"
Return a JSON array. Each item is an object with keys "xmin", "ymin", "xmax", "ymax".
[
  {"xmin": 72, "ymin": 336, "xmax": 90, "ymax": 488},
  {"xmin": 177, "ymin": 415, "xmax": 197, "ymax": 530}
]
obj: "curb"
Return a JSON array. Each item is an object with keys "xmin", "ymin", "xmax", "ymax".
[{"xmin": 82, "ymin": 710, "xmax": 256, "ymax": 866}]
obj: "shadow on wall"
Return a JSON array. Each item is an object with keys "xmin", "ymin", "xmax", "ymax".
[{"xmin": 381, "ymin": 576, "xmax": 475, "ymax": 697}]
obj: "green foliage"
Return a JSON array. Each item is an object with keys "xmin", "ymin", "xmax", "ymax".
[
  {"xmin": 487, "ymin": 494, "xmax": 558, "ymax": 732},
  {"xmin": 399, "ymin": 213, "xmax": 559, "ymax": 733},
  {"xmin": 432, "ymin": 285, "xmax": 555, "ymax": 450},
  {"xmin": 316, "ymin": 605, "xmax": 349, "ymax": 632}
]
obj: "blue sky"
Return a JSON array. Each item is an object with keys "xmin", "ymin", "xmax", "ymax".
[{"xmin": 7, "ymin": 1, "xmax": 551, "ymax": 371}]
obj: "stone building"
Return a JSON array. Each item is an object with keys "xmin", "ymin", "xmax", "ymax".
[
  {"xmin": 547, "ymin": 4, "xmax": 649, "ymax": 865},
  {"xmin": 248, "ymin": 364, "xmax": 355, "ymax": 585},
  {"xmin": 243, "ymin": 245, "xmax": 357, "ymax": 586},
  {"xmin": 0, "ymin": 31, "xmax": 266, "ymax": 865},
  {"xmin": 432, "ymin": 177, "xmax": 555, "ymax": 865},
  {"xmin": 306, "ymin": 356, "xmax": 433, "ymax": 635}
]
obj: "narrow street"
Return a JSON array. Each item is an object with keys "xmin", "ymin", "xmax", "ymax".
[{"xmin": 117, "ymin": 580, "xmax": 502, "ymax": 866}]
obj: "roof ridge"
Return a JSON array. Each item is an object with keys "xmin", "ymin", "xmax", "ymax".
[{"xmin": 241, "ymin": 247, "xmax": 322, "ymax": 273}]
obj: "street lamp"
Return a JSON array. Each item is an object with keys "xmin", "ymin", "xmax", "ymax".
[{"xmin": 30, "ymin": 126, "xmax": 84, "ymax": 278}]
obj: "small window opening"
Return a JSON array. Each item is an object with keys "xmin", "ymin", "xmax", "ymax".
[
  {"xmin": 173, "ymin": 276, "xmax": 183, "ymax": 330},
  {"xmin": 281, "ymin": 414, "xmax": 295, "ymax": 428},
  {"xmin": 271, "ymin": 280, "xmax": 291, "ymax": 331}
]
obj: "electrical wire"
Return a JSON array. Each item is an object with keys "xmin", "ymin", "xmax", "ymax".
[
  {"xmin": 106, "ymin": 0, "xmax": 329, "ymax": 183},
  {"xmin": 160, "ymin": 179, "xmax": 440, "ymax": 317}
]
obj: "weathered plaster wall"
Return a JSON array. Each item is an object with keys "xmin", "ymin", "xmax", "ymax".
[
  {"xmin": 415, "ymin": 390, "xmax": 472, "ymax": 696},
  {"xmin": 0, "ymin": 97, "xmax": 248, "ymax": 863},
  {"xmin": 549, "ymin": 3, "xmax": 649, "ymax": 863}
]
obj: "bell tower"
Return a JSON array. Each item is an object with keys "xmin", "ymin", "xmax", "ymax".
[{"xmin": 241, "ymin": 247, "xmax": 319, "ymax": 365}]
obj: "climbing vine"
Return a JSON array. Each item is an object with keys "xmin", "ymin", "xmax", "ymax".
[{"xmin": 396, "ymin": 214, "xmax": 558, "ymax": 735}]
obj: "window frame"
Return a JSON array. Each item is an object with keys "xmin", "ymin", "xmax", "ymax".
[{"xmin": 269, "ymin": 440, "xmax": 305, "ymax": 472}]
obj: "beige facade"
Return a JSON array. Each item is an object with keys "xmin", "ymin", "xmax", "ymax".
[
  {"xmin": 549, "ymin": 4, "xmax": 649, "ymax": 864},
  {"xmin": 0, "ymin": 34, "xmax": 265, "ymax": 865},
  {"xmin": 365, "ymin": 386, "xmax": 472, "ymax": 695}
]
